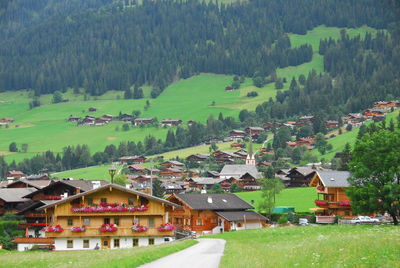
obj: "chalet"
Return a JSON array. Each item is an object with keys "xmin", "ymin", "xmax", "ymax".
[
  {"xmin": 213, "ymin": 150, "xmax": 238, "ymax": 163},
  {"xmin": 68, "ymin": 116, "xmax": 81, "ymax": 122},
  {"xmin": 186, "ymin": 177, "xmax": 229, "ymax": 191},
  {"xmin": 133, "ymin": 118, "xmax": 154, "ymax": 126},
  {"xmin": 159, "ymin": 168, "xmax": 185, "ymax": 178},
  {"xmin": 161, "ymin": 182, "xmax": 185, "ymax": 195},
  {"xmin": 161, "ymin": 119, "xmax": 182, "ymax": 127},
  {"xmin": 1, "ymin": 118, "xmax": 14, "ymax": 123},
  {"xmin": 225, "ymin": 86, "xmax": 234, "ymax": 91},
  {"xmin": 128, "ymin": 175, "xmax": 158, "ymax": 184},
  {"xmin": 229, "ymin": 130, "xmax": 247, "ymax": 139},
  {"xmin": 81, "ymin": 116, "xmax": 95, "ymax": 125},
  {"xmin": 284, "ymin": 167, "xmax": 316, "ymax": 187},
  {"xmin": 145, "ymin": 168, "xmax": 160, "ymax": 175},
  {"xmin": 286, "ymin": 137, "xmax": 314, "ymax": 149},
  {"xmin": 102, "ymin": 114, "xmax": 113, "ymax": 120},
  {"xmin": 309, "ymin": 171, "xmax": 353, "ymax": 223},
  {"xmin": 258, "ymin": 161, "xmax": 272, "ymax": 167},
  {"xmin": 245, "ymin": 127, "xmax": 264, "ymax": 136},
  {"xmin": 373, "ymin": 101, "xmax": 399, "ymax": 110},
  {"xmin": 230, "ymin": 142, "xmax": 245, "ymax": 149},
  {"xmin": 88, "ymin": 107, "xmax": 97, "ymax": 112},
  {"xmin": 6, "ymin": 170, "xmax": 24, "ymax": 179},
  {"xmin": 263, "ymin": 122, "xmax": 282, "ymax": 130},
  {"xmin": 95, "ymin": 118, "xmax": 109, "ymax": 126},
  {"xmin": 25, "ymin": 174, "xmax": 50, "ymax": 180},
  {"xmin": 325, "ymin": 120, "xmax": 339, "ymax": 128},
  {"xmin": 373, "ymin": 114, "xmax": 386, "ymax": 122},
  {"xmin": 167, "ymin": 193, "xmax": 266, "ymax": 235},
  {"xmin": 120, "ymin": 114, "xmax": 133, "ymax": 121},
  {"xmin": 0, "ymin": 188, "xmax": 36, "ymax": 215},
  {"xmin": 206, "ymin": 171, "xmax": 220, "ymax": 178},
  {"xmin": 299, "ymin": 116, "xmax": 314, "ymax": 125},
  {"xmin": 187, "ymin": 120, "xmax": 195, "ymax": 126},
  {"xmin": 14, "ymin": 184, "xmax": 180, "ymax": 251},
  {"xmin": 6, "ymin": 179, "xmax": 52, "ymax": 190},
  {"xmin": 233, "ymin": 149, "xmax": 248, "ymax": 159},
  {"xmin": 188, "ymin": 169, "xmax": 200, "ymax": 178},
  {"xmin": 128, "ymin": 165, "xmax": 146, "ymax": 174},
  {"xmin": 160, "ymin": 161, "xmax": 185, "ymax": 169},
  {"xmin": 119, "ymin": 156, "xmax": 146, "ymax": 165},
  {"xmin": 283, "ymin": 122, "xmax": 296, "ymax": 128},
  {"xmin": 237, "ymin": 172, "xmax": 261, "ymax": 190},
  {"xmin": 219, "ymin": 164, "xmax": 260, "ymax": 180},
  {"xmin": 363, "ymin": 108, "xmax": 387, "ymax": 118},
  {"xmin": 186, "ymin": 154, "xmax": 210, "ymax": 162},
  {"xmin": 204, "ymin": 137, "xmax": 224, "ymax": 144}
]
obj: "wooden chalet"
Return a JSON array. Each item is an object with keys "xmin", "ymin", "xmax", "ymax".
[
  {"xmin": 363, "ymin": 108, "xmax": 387, "ymax": 118},
  {"xmin": 325, "ymin": 120, "xmax": 339, "ymax": 128},
  {"xmin": 128, "ymin": 165, "xmax": 146, "ymax": 174},
  {"xmin": 185, "ymin": 177, "xmax": 232, "ymax": 191},
  {"xmin": 14, "ymin": 184, "xmax": 180, "ymax": 251},
  {"xmin": 159, "ymin": 168, "xmax": 185, "ymax": 178},
  {"xmin": 68, "ymin": 116, "xmax": 81, "ymax": 122},
  {"xmin": 219, "ymin": 165, "xmax": 261, "ymax": 190},
  {"xmin": 119, "ymin": 155, "xmax": 146, "ymax": 164},
  {"xmin": 161, "ymin": 182, "xmax": 185, "ymax": 195},
  {"xmin": 0, "ymin": 188, "xmax": 36, "ymax": 215},
  {"xmin": 373, "ymin": 101, "xmax": 400, "ymax": 109},
  {"xmin": 283, "ymin": 167, "xmax": 316, "ymax": 187},
  {"xmin": 233, "ymin": 149, "xmax": 248, "ymax": 159},
  {"xmin": 206, "ymin": 171, "xmax": 220, "ymax": 178},
  {"xmin": 309, "ymin": 171, "xmax": 353, "ymax": 223},
  {"xmin": 6, "ymin": 179, "xmax": 52, "ymax": 190},
  {"xmin": 186, "ymin": 154, "xmax": 210, "ymax": 162},
  {"xmin": 230, "ymin": 142, "xmax": 245, "ymax": 149},
  {"xmin": 133, "ymin": 118, "xmax": 154, "ymax": 126},
  {"xmin": 213, "ymin": 150, "xmax": 238, "ymax": 163},
  {"xmin": 88, "ymin": 107, "xmax": 97, "ymax": 112},
  {"xmin": 160, "ymin": 161, "xmax": 185, "ymax": 169},
  {"xmin": 161, "ymin": 119, "xmax": 182, "ymax": 127},
  {"xmin": 299, "ymin": 116, "xmax": 314, "ymax": 125},
  {"xmin": 120, "ymin": 113, "xmax": 133, "ymax": 121},
  {"xmin": 6, "ymin": 170, "xmax": 24, "ymax": 179},
  {"xmin": 245, "ymin": 127, "xmax": 264, "ymax": 136},
  {"xmin": 229, "ymin": 130, "xmax": 247, "ymax": 139},
  {"xmin": 167, "ymin": 193, "xmax": 266, "ymax": 235}
]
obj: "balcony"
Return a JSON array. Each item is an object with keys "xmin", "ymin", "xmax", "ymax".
[
  {"xmin": 44, "ymin": 227, "xmax": 174, "ymax": 238},
  {"xmin": 25, "ymin": 213, "xmax": 46, "ymax": 218},
  {"xmin": 18, "ymin": 222, "xmax": 49, "ymax": 229},
  {"xmin": 314, "ymin": 200, "xmax": 328, "ymax": 207},
  {"xmin": 13, "ymin": 237, "xmax": 54, "ymax": 244},
  {"xmin": 314, "ymin": 200, "xmax": 351, "ymax": 208}
]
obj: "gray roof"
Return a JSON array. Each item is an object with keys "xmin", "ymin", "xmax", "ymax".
[
  {"xmin": 0, "ymin": 188, "xmax": 36, "ymax": 202},
  {"xmin": 317, "ymin": 171, "xmax": 351, "ymax": 187},
  {"xmin": 188, "ymin": 177, "xmax": 225, "ymax": 185},
  {"xmin": 215, "ymin": 211, "xmax": 267, "ymax": 221},
  {"xmin": 290, "ymin": 167, "xmax": 316, "ymax": 177},
  {"xmin": 60, "ymin": 179, "xmax": 109, "ymax": 191},
  {"xmin": 174, "ymin": 193, "xmax": 253, "ymax": 210},
  {"xmin": 6, "ymin": 179, "xmax": 52, "ymax": 189},
  {"xmin": 220, "ymin": 165, "xmax": 260, "ymax": 179}
]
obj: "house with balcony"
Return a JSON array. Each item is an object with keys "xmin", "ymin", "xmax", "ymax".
[
  {"xmin": 14, "ymin": 184, "xmax": 180, "ymax": 251},
  {"xmin": 0, "ymin": 188, "xmax": 36, "ymax": 215},
  {"xmin": 309, "ymin": 171, "xmax": 353, "ymax": 223},
  {"xmin": 167, "ymin": 193, "xmax": 266, "ymax": 235}
]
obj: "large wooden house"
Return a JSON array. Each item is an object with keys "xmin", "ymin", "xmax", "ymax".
[
  {"xmin": 309, "ymin": 171, "xmax": 353, "ymax": 223},
  {"xmin": 283, "ymin": 167, "xmax": 316, "ymax": 187},
  {"xmin": 119, "ymin": 155, "xmax": 146, "ymax": 164},
  {"xmin": 14, "ymin": 184, "xmax": 179, "ymax": 251},
  {"xmin": 0, "ymin": 188, "xmax": 36, "ymax": 215},
  {"xmin": 167, "ymin": 193, "xmax": 266, "ymax": 235}
]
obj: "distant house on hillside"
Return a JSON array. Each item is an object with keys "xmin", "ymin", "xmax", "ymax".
[
  {"xmin": 119, "ymin": 155, "xmax": 146, "ymax": 164},
  {"xmin": 160, "ymin": 161, "xmax": 185, "ymax": 169},
  {"xmin": 6, "ymin": 170, "xmax": 24, "ymax": 179},
  {"xmin": 229, "ymin": 130, "xmax": 246, "ymax": 139},
  {"xmin": 68, "ymin": 116, "xmax": 81, "ymax": 122},
  {"xmin": 186, "ymin": 154, "xmax": 210, "ymax": 163},
  {"xmin": 88, "ymin": 107, "xmax": 97, "ymax": 112},
  {"xmin": 219, "ymin": 164, "xmax": 260, "ymax": 180},
  {"xmin": 161, "ymin": 119, "xmax": 182, "ymax": 127},
  {"xmin": 133, "ymin": 118, "xmax": 154, "ymax": 126}
]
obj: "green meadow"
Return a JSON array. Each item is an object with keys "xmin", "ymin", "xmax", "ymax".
[
  {"xmin": 212, "ymin": 225, "xmax": 400, "ymax": 268},
  {"xmin": 236, "ymin": 187, "xmax": 316, "ymax": 213},
  {"xmin": 0, "ymin": 240, "xmax": 197, "ymax": 268}
]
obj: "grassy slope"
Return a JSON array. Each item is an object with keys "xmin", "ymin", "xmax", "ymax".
[
  {"xmin": 313, "ymin": 110, "xmax": 400, "ymax": 160},
  {"xmin": 0, "ymin": 240, "xmax": 197, "ymax": 268},
  {"xmin": 236, "ymin": 187, "xmax": 316, "ymax": 213},
  {"xmin": 212, "ymin": 225, "xmax": 400, "ymax": 268}
]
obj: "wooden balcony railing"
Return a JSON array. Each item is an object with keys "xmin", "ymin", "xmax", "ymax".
[
  {"xmin": 25, "ymin": 213, "xmax": 46, "ymax": 218},
  {"xmin": 45, "ymin": 227, "xmax": 174, "ymax": 238}
]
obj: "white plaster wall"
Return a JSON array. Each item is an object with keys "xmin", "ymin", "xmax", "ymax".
[{"xmin": 54, "ymin": 237, "xmax": 101, "ymax": 251}]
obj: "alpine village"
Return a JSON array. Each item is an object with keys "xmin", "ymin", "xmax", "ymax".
[{"xmin": 0, "ymin": 1, "xmax": 399, "ymax": 268}]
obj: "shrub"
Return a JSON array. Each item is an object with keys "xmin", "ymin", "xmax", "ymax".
[
  {"xmin": 247, "ymin": 91, "xmax": 258, "ymax": 97},
  {"xmin": 278, "ymin": 216, "xmax": 288, "ymax": 224}
]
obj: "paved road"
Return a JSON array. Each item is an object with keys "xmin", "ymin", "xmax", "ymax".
[{"xmin": 139, "ymin": 239, "xmax": 226, "ymax": 268}]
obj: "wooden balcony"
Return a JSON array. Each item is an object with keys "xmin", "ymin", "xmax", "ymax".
[
  {"xmin": 18, "ymin": 222, "xmax": 49, "ymax": 229},
  {"xmin": 45, "ymin": 227, "xmax": 174, "ymax": 238},
  {"xmin": 14, "ymin": 237, "xmax": 54, "ymax": 244},
  {"xmin": 25, "ymin": 213, "xmax": 46, "ymax": 218}
]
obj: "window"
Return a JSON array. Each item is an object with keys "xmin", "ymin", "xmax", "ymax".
[
  {"xmin": 67, "ymin": 218, "xmax": 73, "ymax": 226},
  {"xmin": 104, "ymin": 218, "xmax": 110, "ymax": 224},
  {"xmin": 83, "ymin": 240, "xmax": 89, "ymax": 249},
  {"xmin": 100, "ymin": 198, "xmax": 107, "ymax": 203},
  {"xmin": 132, "ymin": 238, "xmax": 139, "ymax": 247},
  {"xmin": 196, "ymin": 219, "xmax": 203, "ymax": 226},
  {"xmin": 87, "ymin": 197, "xmax": 93, "ymax": 205},
  {"xmin": 83, "ymin": 218, "xmax": 90, "ymax": 226},
  {"xmin": 211, "ymin": 218, "xmax": 217, "ymax": 224},
  {"xmin": 148, "ymin": 217, "xmax": 155, "ymax": 228},
  {"xmin": 148, "ymin": 238, "xmax": 154, "ymax": 245},
  {"xmin": 128, "ymin": 198, "xmax": 134, "ymax": 205},
  {"xmin": 114, "ymin": 239, "xmax": 120, "ymax": 248},
  {"xmin": 67, "ymin": 240, "xmax": 73, "ymax": 248},
  {"xmin": 133, "ymin": 217, "xmax": 139, "ymax": 225},
  {"xmin": 237, "ymin": 222, "xmax": 243, "ymax": 227},
  {"xmin": 345, "ymin": 210, "xmax": 350, "ymax": 216},
  {"xmin": 114, "ymin": 217, "xmax": 120, "ymax": 225},
  {"xmin": 103, "ymin": 240, "xmax": 109, "ymax": 247}
]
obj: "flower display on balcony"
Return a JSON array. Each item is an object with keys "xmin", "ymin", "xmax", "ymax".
[
  {"xmin": 314, "ymin": 200, "xmax": 328, "ymax": 206},
  {"xmin": 44, "ymin": 196, "xmax": 62, "ymax": 200},
  {"xmin": 132, "ymin": 225, "xmax": 148, "ymax": 232},
  {"xmin": 99, "ymin": 223, "xmax": 117, "ymax": 232},
  {"xmin": 71, "ymin": 204, "xmax": 148, "ymax": 213},
  {"xmin": 316, "ymin": 185, "xmax": 325, "ymax": 191},
  {"xmin": 42, "ymin": 225, "xmax": 64, "ymax": 232},
  {"xmin": 339, "ymin": 201, "xmax": 351, "ymax": 206},
  {"xmin": 71, "ymin": 226, "xmax": 86, "ymax": 232},
  {"xmin": 157, "ymin": 223, "xmax": 175, "ymax": 232}
]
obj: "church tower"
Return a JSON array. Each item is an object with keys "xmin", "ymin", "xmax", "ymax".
[{"xmin": 246, "ymin": 140, "xmax": 256, "ymax": 166}]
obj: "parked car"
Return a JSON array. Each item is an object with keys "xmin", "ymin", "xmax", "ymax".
[{"xmin": 350, "ymin": 216, "xmax": 380, "ymax": 225}]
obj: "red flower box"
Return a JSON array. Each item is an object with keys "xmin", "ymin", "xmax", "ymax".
[
  {"xmin": 132, "ymin": 225, "xmax": 148, "ymax": 232},
  {"xmin": 71, "ymin": 226, "xmax": 86, "ymax": 232},
  {"xmin": 44, "ymin": 196, "xmax": 62, "ymax": 200},
  {"xmin": 314, "ymin": 200, "xmax": 328, "ymax": 206},
  {"xmin": 316, "ymin": 186, "xmax": 325, "ymax": 191},
  {"xmin": 99, "ymin": 223, "xmax": 117, "ymax": 232},
  {"xmin": 157, "ymin": 223, "xmax": 175, "ymax": 232},
  {"xmin": 42, "ymin": 225, "xmax": 64, "ymax": 233},
  {"xmin": 71, "ymin": 204, "xmax": 148, "ymax": 213},
  {"xmin": 339, "ymin": 201, "xmax": 351, "ymax": 206}
]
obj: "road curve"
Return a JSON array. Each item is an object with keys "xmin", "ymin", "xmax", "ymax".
[{"xmin": 139, "ymin": 238, "xmax": 226, "ymax": 268}]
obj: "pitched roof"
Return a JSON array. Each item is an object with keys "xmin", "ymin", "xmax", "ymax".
[
  {"xmin": 289, "ymin": 167, "xmax": 316, "ymax": 177},
  {"xmin": 0, "ymin": 188, "xmax": 36, "ymax": 202},
  {"xmin": 163, "ymin": 160, "xmax": 184, "ymax": 166},
  {"xmin": 174, "ymin": 193, "xmax": 253, "ymax": 210},
  {"xmin": 188, "ymin": 177, "xmax": 225, "ymax": 185},
  {"xmin": 59, "ymin": 179, "xmax": 110, "ymax": 192},
  {"xmin": 38, "ymin": 184, "xmax": 180, "ymax": 210},
  {"xmin": 220, "ymin": 164, "xmax": 260, "ymax": 179},
  {"xmin": 6, "ymin": 179, "xmax": 52, "ymax": 189},
  {"xmin": 316, "ymin": 171, "xmax": 351, "ymax": 187},
  {"xmin": 215, "ymin": 211, "xmax": 267, "ymax": 221}
]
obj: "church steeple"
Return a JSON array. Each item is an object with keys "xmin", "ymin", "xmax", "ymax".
[{"xmin": 246, "ymin": 140, "xmax": 256, "ymax": 166}]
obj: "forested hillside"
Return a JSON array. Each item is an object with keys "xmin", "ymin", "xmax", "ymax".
[{"xmin": 0, "ymin": 0, "xmax": 394, "ymax": 96}]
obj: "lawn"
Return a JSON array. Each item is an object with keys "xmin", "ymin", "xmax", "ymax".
[
  {"xmin": 0, "ymin": 240, "xmax": 197, "ymax": 268},
  {"xmin": 236, "ymin": 187, "xmax": 316, "ymax": 213},
  {"xmin": 211, "ymin": 225, "xmax": 400, "ymax": 268}
]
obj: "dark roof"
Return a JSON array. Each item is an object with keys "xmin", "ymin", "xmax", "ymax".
[
  {"xmin": 317, "ymin": 171, "xmax": 351, "ymax": 187},
  {"xmin": 174, "ymin": 193, "xmax": 253, "ymax": 210},
  {"xmin": 215, "ymin": 211, "xmax": 267, "ymax": 221},
  {"xmin": 0, "ymin": 188, "xmax": 36, "ymax": 202},
  {"xmin": 39, "ymin": 184, "xmax": 180, "ymax": 210},
  {"xmin": 6, "ymin": 179, "xmax": 51, "ymax": 189}
]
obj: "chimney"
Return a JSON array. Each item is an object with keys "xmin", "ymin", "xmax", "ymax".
[
  {"xmin": 207, "ymin": 197, "xmax": 213, "ymax": 204},
  {"xmin": 62, "ymin": 192, "xmax": 68, "ymax": 199},
  {"xmin": 92, "ymin": 181, "xmax": 101, "ymax": 189},
  {"xmin": 125, "ymin": 184, "xmax": 131, "ymax": 189}
]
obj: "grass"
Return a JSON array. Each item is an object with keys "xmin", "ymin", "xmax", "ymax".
[
  {"xmin": 211, "ymin": 225, "xmax": 400, "ymax": 268},
  {"xmin": 236, "ymin": 187, "xmax": 316, "ymax": 213},
  {"xmin": 0, "ymin": 239, "xmax": 197, "ymax": 268}
]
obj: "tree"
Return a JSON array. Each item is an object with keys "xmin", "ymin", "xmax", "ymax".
[
  {"xmin": 152, "ymin": 178, "xmax": 164, "ymax": 198},
  {"xmin": 229, "ymin": 183, "xmax": 241, "ymax": 193},
  {"xmin": 338, "ymin": 143, "xmax": 351, "ymax": 170},
  {"xmin": 346, "ymin": 124, "xmax": 353, "ymax": 132},
  {"xmin": 314, "ymin": 133, "xmax": 329, "ymax": 155},
  {"xmin": 9, "ymin": 142, "xmax": 17, "ymax": 152},
  {"xmin": 124, "ymin": 88, "xmax": 132, "ymax": 99},
  {"xmin": 122, "ymin": 123, "xmax": 130, "ymax": 131},
  {"xmin": 347, "ymin": 129, "xmax": 400, "ymax": 225},
  {"xmin": 133, "ymin": 87, "xmax": 144, "ymax": 99},
  {"xmin": 275, "ymin": 79, "xmax": 284, "ymax": 89},
  {"xmin": 210, "ymin": 183, "xmax": 224, "ymax": 194},
  {"xmin": 21, "ymin": 143, "xmax": 28, "ymax": 153},
  {"xmin": 209, "ymin": 142, "xmax": 218, "ymax": 153},
  {"xmin": 52, "ymin": 91, "xmax": 63, "ymax": 103},
  {"xmin": 298, "ymin": 74, "xmax": 306, "ymax": 85},
  {"xmin": 114, "ymin": 173, "xmax": 129, "ymax": 186},
  {"xmin": 258, "ymin": 177, "xmax": 284, "ymax": 216}
]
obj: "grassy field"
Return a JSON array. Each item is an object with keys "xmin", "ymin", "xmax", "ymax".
[
  {"xmin": 236, "ymin": 187, "xmax": 316, "ymax": 213},
  {"xmin": 0, "ymin": 240, "xmax": 197, "ymax": 268},
  {"xmin": 211, "ymin": 225, "xmax": 400, "ymax": 268},
  {"xmin": 314, "ymin": 110, "xmax": 400, "ymax": 160}
]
